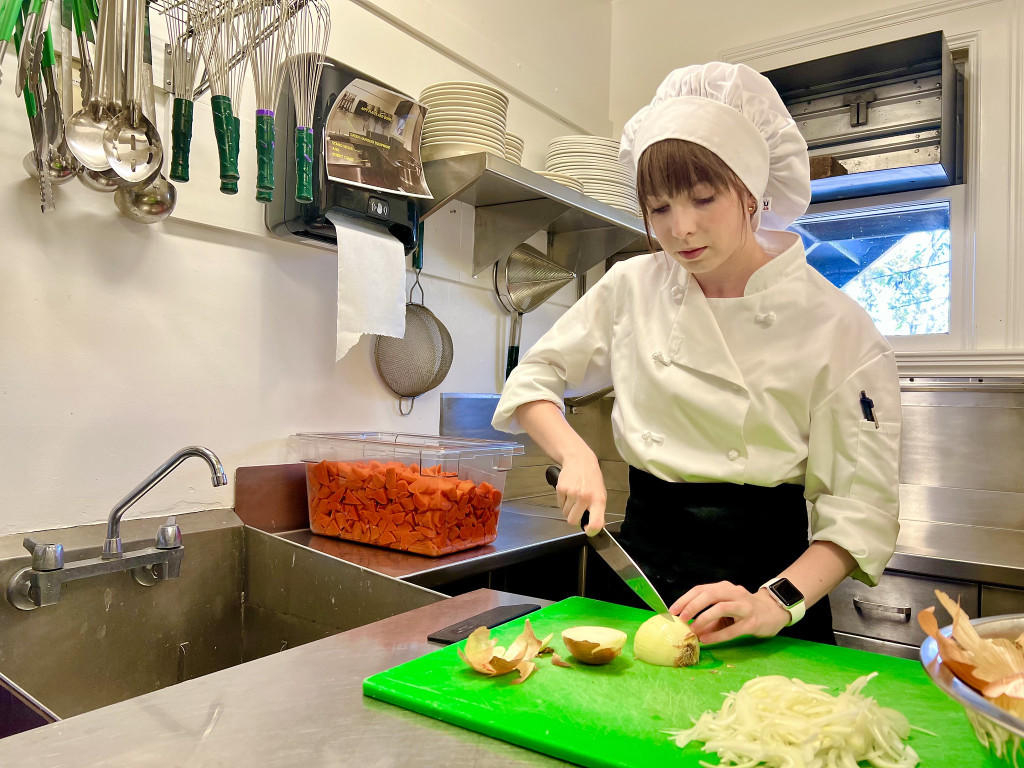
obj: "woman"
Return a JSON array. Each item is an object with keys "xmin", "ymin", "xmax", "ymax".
[{"xmin": 492, "ymin": 62, "xmax": 902, "ymax": 646}]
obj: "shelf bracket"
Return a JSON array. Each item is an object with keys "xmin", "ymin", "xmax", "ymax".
[
  {"xmin": 548, "ymin": 227, "xmax": 648, "ymax": 275},
  {"xmin": 473, "ymin": 199, "xmax": 570, "ymax": 277}
]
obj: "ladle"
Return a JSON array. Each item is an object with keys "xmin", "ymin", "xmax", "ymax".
[
  {"xmin": 103, "ymin": 0, "xmax": 161, "ymax": 184},
  {"xmin": 65, "ymin": 0, "xmax": 119, "ymax": 170},
  {"xmin": 115, "ymin": 0, "xmax": 174, "ymax": 223},
  {"xmin": 78, "ymin": 167, "xmax": 120, "ymax": 192}
]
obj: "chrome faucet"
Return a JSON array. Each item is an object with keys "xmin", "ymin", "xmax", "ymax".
[
  {"xmin": 103, "ymin": 445, "xmax": 228, "ymax": 559},
  {"xmin": 6, "ymin": 446, "xmax": 228, "ymax": 611}
]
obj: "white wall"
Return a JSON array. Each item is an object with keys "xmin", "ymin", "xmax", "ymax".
[
  {"xmin": 0, "ymin": 0, "xmax": 614, "ymax": 534},
  {"xmin": 610, "ymin": 0, "xmax": 1023, "ymax": 356}
]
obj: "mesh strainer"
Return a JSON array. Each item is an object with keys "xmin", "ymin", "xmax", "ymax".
[
  {"xmin": 374, "ymin": 270, "xmax": 453, "ymax": 415},
  {"xmin": 494, "ymin": 243, "xmax": 576, "ymax": 379}
]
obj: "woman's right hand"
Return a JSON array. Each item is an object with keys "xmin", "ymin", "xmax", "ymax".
[{"xmin": 552, "ymin": 453, "xmax": 607, "ymax": 536}]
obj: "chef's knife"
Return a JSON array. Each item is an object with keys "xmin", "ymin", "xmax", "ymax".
[{"xmin": 545, "ymin": 465, "xmax": 672, "ymax": 617}]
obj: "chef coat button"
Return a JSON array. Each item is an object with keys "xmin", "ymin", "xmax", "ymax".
[
  {"xmin": 727, "ymin": 449, "xmax": 740, "ymax": 461},
  {"xmin": 651, "ymin": 351, "xmax": 670, "ymax": 366},
  {"xmin": 670, "ymin": 285, "xmax": 684, "ymax": 301},
  {"xmin": 755, "ymin": 311, "xmax": 777, "ymax": 326},
  {"xmin": 641, "ymin": 430, "xmax": 652, "ymax": 440}
]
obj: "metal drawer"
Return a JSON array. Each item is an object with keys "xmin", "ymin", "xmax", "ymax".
[
  {"xmin": 834, "ymin": 631, "xmax": 921, "ymax": 661},
  {"xmin": 981, "ymin": 585, "xmax": 1024, "ymax": 616},
  {"xmin": 829, "ymin": 571, "xmax": 979, "ymax": 646}
]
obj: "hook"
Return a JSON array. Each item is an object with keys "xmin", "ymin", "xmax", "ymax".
[
  {"xmin": 409, "ymin": 268, "xmax": 424, "ymax": 306},
  {"xmin": 399, "ymin": 397, "xmax": 415, "ymax": 416}
]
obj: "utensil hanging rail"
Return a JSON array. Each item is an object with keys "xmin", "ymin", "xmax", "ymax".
[{"xmin": 149, "ymin": 0, "xmax": 308, "ymax": 98}]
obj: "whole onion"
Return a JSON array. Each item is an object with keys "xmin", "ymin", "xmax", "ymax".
[{"xmin": 634, "ymin": 614, "xmax": 700, "ymax": 667}]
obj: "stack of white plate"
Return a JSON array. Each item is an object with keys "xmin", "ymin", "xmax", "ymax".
[
  {"xmin": 538, "ymin": 171, "xmax": 584, "ymax": 194},
  {"xmin": 419, "ymin": 81, "xmax": 509, "ymax": 162},
  {"xmin": 544, "ymin": 135, "xmax": 640, "ymax": 216},
  {"xmin": 504, "ymin": 133, "xmax": 525, "ymax": 165}
]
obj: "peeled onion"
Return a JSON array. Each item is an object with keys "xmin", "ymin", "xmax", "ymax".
[
  {"xmin": 634, "ymin": 614, "xmax": 700, "ymax": 667},
  {"xmin": 561, "ymin": 626, "xmax": 627, "ymax": 665}
]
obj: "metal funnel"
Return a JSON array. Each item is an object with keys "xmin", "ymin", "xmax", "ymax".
[{"xmin": 494, "ymin": 244, "xmax": 576, "ymax": 380}]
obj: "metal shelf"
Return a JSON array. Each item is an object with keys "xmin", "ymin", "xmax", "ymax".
[{"xmin": 418, "ymin": 152, "xmax": 648, "ymax": 278}]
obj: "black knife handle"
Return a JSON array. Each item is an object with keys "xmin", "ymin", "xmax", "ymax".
[{"xmin": 545, "ymin": 465, "xmax": 590, "ymax": 529}]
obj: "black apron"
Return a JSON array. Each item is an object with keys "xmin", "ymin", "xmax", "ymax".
[{"xmin": 617, "ymin": 466, "xmax": 835, "ymax": 644}]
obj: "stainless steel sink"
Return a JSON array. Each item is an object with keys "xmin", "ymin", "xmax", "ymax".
[{"xmin": 0, "ymin": 509, "xmax": 443, "ymax": 728}]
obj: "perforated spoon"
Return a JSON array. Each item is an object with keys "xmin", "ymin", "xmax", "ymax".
[{"xmin": 103, "ymin": 0, "xmax": 160, "ymax": 183}]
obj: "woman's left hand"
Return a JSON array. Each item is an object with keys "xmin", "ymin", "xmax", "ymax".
[{"xmin": 669, "ymin": 581, "xmax": 790, "ymax": 645}]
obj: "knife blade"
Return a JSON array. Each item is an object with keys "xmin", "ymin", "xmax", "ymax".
[{"xmin": 545, "ymin": 465, "xmax": 672, "ymax": 617}]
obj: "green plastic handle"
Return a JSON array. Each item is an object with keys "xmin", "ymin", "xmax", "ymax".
[
  {"xmin": 60, "ymin": 0, "xmax": 71, "ymax": 29},
  {"xmin": 211, "ymin": 94, "xmax": 238, "ymax": 182},
  {"xmin": 169, "ymin": 97, "xmax": 193, "ymax": 182},
  {"xmin": 220, "ymin": 114, "xmax": 241, "ymax": 195},
  {"xmin": 41, "ymin": 25, "xmax": 54, "ymax": 67},
  {"xmin": 230, "ymin": 112, "xmax": 240, "ymax": 174},
  {"xmin": 69, "ymin": 0, "xmax": 82, "ymax": 38},
  {"xmin": 256, "ymin": 188, "xmax": 273, "ymax": 203},
  {"xmin": 23, "ymin": 84, "xmax": 36, "ymax": 117},
  {"xmin": 255, "ymin": 113, "xmax": 274, "ymax": 194},
  {"xmin": 0, "ymin": 0, "xmax": 21, "ymax": 44},
  {"xmin": 294, "ymin": 127, "xmax": 313, "ymax": 203}
]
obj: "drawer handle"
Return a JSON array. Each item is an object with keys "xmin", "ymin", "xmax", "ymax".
[{"xmin": 852, "ymin": 597, "xmax": 911, "ymax": 622}]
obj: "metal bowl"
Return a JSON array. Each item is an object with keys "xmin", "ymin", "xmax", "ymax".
[{"xmin": 919, "ymin": 614, "xmax": 1024, "ymax": 764}]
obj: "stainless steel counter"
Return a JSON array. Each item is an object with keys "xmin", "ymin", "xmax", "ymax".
[
  {"xmin": 275, "ymin": 491, "xmax": 1024, "ymax": 592},
  {"xmin": 0, "ymin": 589, "xmax": 565, "ymax": 767},
  {"xmin": 277, "ymin": 502, "xmax": 608, "ymax": 590}
]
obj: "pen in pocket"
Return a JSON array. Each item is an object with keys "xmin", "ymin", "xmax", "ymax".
[{"xmin": 859, "ymin": 390, "xmax": 880, "ymax": 429}]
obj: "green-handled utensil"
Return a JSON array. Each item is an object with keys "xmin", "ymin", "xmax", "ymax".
[
  {"xmin": 0, "ymin": 0, "xmax": 24, "ymax": 87},
  {"xmin": 285, "ymin": 0, "xmax": 330, "ymax": 204}
]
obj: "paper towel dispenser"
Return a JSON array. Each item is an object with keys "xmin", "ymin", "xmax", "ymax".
[
  {"xmin": 265, "ymin": 58, "xmax": 431, "ymax": 254},
  {"xmin": 763, "ymin": 31, "xmax": 963, "ymax": 203}
]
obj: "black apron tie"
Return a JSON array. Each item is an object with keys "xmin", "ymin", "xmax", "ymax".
[{"xmin": 617, "ymin": 466, "xmax": 835, "ymax": 644}]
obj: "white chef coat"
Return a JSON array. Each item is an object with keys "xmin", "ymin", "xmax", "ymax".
[{"xmin": 492, "ymin": 230, "xmax": 901, "ymax": 586}]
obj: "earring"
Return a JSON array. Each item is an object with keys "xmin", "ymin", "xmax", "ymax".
[{"xmin": 747, "ymin": 204, "xmax": 756, "ymax": 214}]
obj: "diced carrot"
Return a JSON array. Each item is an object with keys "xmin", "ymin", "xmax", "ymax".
[{"xmin": 312, "ymin": 461, "xmax": 329, "ymax": 485}]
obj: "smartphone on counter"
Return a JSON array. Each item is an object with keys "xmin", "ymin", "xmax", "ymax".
[{"xmin": 427, "ymin": 603, "xmax": 542, "ymax": 645}]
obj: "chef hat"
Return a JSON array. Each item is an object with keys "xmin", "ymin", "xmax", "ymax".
[{"xmin": 620, "ymin": 62, "xmax": 810, "ymax": 232}]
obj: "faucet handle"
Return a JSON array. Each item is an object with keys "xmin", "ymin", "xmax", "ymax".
[
  {"xmin": 22, "ymin": 537, "xmax": 64, "ymax": 571},
  {"xmin": 155, "ymin": 517, "xmax": 182, "ymax": 550}
]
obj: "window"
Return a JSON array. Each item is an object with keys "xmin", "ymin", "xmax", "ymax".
[
  {"xmin": 790, "ymin": 199, "xmax": 950, "ymax": 336},
  {"xmin": 788, "ymin": 186, "xmax": 968, "ymax": 349}
]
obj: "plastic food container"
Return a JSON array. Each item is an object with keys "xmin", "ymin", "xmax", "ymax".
[{"xmin": 295, "ymin": 432, "xmax": 524, "ymax": 556}]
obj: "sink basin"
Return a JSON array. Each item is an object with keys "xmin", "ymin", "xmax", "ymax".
[{"xmin": 0, "ymin": 509, "xmax": 443, "ymax": 726}]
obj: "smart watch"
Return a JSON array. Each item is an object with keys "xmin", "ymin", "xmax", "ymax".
[{"xmin": 760, "ymin": 577, "xmax": 805, "ymax": 626}]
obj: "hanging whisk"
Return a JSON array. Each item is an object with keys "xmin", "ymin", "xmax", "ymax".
[
  {"xmin": 284, "ymin": 0, "xmax": 329, "ymax": 204},
  {"xmin": 164, "ymin": 0, "xmax": 202, "ymax": 182},
  {"xmin": 241, "ymin": 0, "xmax": 291, "ymax": 202},
  {"xmin": 197, "ymin": 0, "xmax": 248, "ymax": 194}
]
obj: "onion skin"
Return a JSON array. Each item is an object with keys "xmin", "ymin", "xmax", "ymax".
[{"xmin": 634, "ymin": 614, "xmax": 700, "ymax": 667}]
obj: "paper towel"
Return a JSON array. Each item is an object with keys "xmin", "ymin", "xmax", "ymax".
[{"xmin": 327, "ymin": 211, "xmax": 407, "ymax": 360}]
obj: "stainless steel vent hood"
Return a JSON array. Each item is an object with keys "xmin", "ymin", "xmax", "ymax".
[{"xmin": 763, "ymin": 31, "xmax": 962, "ymax": 203}]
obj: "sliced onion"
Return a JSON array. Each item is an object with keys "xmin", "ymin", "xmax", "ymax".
[{"xmin": 669, "ymin": 673, "xmax": 921, "ymax": 768}]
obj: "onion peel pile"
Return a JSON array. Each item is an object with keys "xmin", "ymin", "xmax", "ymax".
[
  {"xmin": 669, "ymin": 673, "xmax": 921, "ymax": 768},
  {"xmin": 457, "ymin": 619, "xmax": 554, "ymax": 684},
  {"xmin": 918, "ymin": 589, "xmax": 1024, "ymax": 719}
]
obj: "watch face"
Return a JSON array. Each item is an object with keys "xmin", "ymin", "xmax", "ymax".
[{"xmin": 770, "ymin": 578, "xmax": 804, "ymax": 607}]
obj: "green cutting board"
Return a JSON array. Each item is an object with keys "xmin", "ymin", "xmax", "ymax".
[{"xmin": 363, "ymin": 597, "xmax": 999, "ymax": 767}]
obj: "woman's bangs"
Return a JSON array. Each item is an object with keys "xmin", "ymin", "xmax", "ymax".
[{"xmin": 636, "ymin": 140, "xmax": 734, "ymax": 207}]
